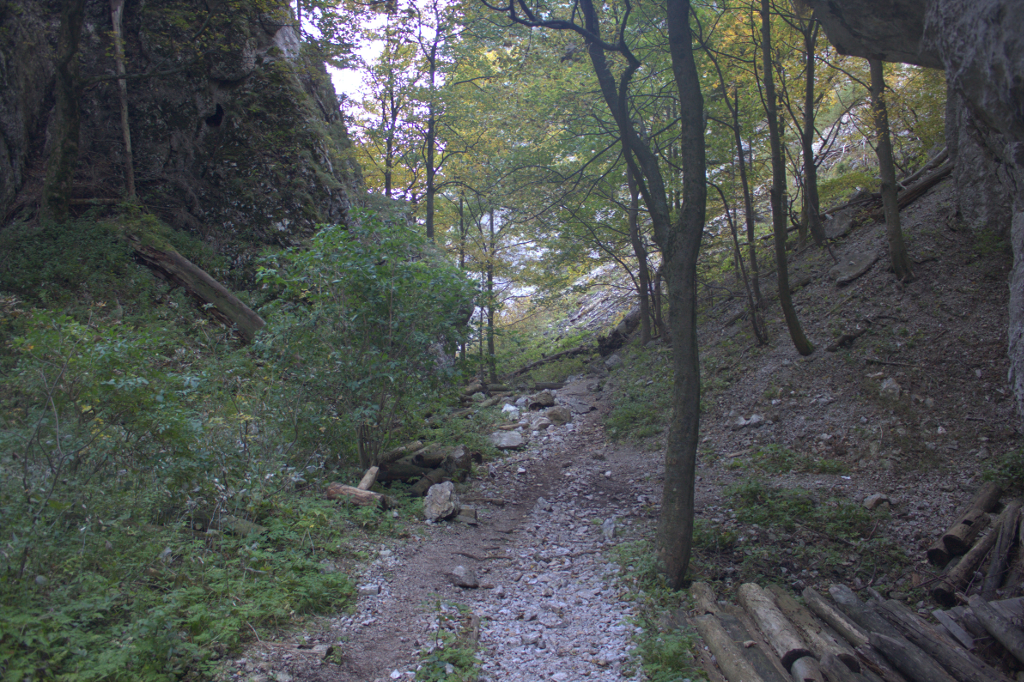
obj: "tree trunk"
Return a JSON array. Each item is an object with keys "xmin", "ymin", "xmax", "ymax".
[
  {"xmin": 655, "ymin": 0, "xmax": 706, "ymax": 589},
  {"xmin": 869, "ymin": 58, "xmax": 914, "ymax": 282},
  {"xmin": 486, "ymin": 209, "xmax": 497, "ymax": 384},
  {"xmin": 801, "ymin": 20, "xmax": 824, "ymax": 246},
  {"xmin": 761, "ymin": 0, "xmax": 813, "ymax": 355},
  {"xmin": 627, "ymin": 167, "xmax": 652, "ymax": 345},
  {"xmin": 424, "ymin": 43, "xmax": 438, "ymax": 241},
  {"xmin": 41, "ymin": 0, "xmax": 87, "ymax": 222},
  {"xmin": 110, "ymin": 0, "xmax": 135, "ymax": 201},
  {"xmin": 738, "ymin": 583, "xmax": 813, "ymax": 671}
]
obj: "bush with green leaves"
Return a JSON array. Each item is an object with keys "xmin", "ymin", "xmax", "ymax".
[{"xmin": 255, "ymin": 210, "xmax": 476, "ymax": 466}]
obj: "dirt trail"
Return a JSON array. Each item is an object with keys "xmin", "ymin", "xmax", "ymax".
[{"xmin": 229, "ymin": 376, "xmax": 661, "ymax": 682}]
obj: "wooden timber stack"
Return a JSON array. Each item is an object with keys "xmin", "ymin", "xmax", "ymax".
[{"xmin": 689, "ymin": 581, "xmax": 1021, "ymax": 682}]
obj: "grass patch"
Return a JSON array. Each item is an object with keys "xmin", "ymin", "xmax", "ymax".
[
  {"xmin": 604, "ymin": 347, "xmax": 672, "ymax": 442},
  {"xmin": 747, "ymin": 444, "xmax": 848, "ymax": 475},
  {"xmin": 415, "ymin": 600, "xmax": 481, "ymax": 682}
]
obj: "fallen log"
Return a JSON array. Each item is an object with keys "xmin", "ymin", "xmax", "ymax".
[
  {"xmin": 968, "ymin": 594, "xmax": 1024, "ymax": 666},
  {"xmin": 868, "ymin": 633, "xmax": 957, "ymax": 682},
  {"xmin": 932, "ymin": 510, "xmax": 1005, "ymax": 606},
  {"xmin": 877, "ymin": 599, "xmax": 1011, "ymax": 682},
  {"xmin": 379, "ymin": 440, "xmax": 425, "ymax": 467},
  {"xmin": 868, "ymin": 161, "xmax": 953, "ymax": 221},
  {"xmin": 983, "ymin": 500, "xmax": 1022, "ymax": 599},
  {"xmin": 927, "ymin": 481, "xmax": 1002, "ymax": 564},
  {"xmin": 378, "ymin": 456, "xmax": 433, "ymax": 482},
  {"xmin": 819, "ymin": 653, "xmax": 861, "ymax": 682},
  {"xmin": 325, "ymin": 482, "xmax": 392, "ymax": 509},
  {"xmin": 856, "ymin": 644, "xmax": 910, "ymax": 682},
  {"xmin": 128, "ymin": 237, "xmax": 265, "ymax": 343},
  {"xmin": 691, "ymin": 614, "xmax": 768, "ymax": 682},
  {"xmin": 717, "ymin": 608, "xmax": 790, "ymax": 682},
  {"xmin": 789, "ymin": 656, "xmax": 824, "ymax": 682},
  {"xmin": 505, "ymin": 344, "xmax": 593, "ymax": 379},
  {"xmin": 738, "ymin": 583, "xmax": 812, "ymax": 671},
  {"xmin": 803, "ymin": 586, "xmax": 870, "ymax": 648},
  {"xmin": 691, "ymin": 581, "xmax": 719, "ymax": 615},
  {"xmin": 357, "ymin": 466, "xmax": 379, "ymax": 491},
  {"xmin": 931, "ymin": 608, "xmax": 975, "ymax": 650},
  {"xmin": 409, "ymin": 467, "xmax": 448, "ymax": 497},
  {"xmin": 767, "ymin": 584, "xmax": 859, "ymax": 672},
  {"xmin": 1001, "ymin": 514, "xmax": 1024, "ymax": 597},
  {"xmin": 828, "ymin": 585, "xmax": 903, "ymax": 641}
]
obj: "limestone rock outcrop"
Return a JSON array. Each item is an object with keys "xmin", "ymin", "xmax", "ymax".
[{"xmin": 0, "ymin": 0, "xmax": 362, "ymax": 274}]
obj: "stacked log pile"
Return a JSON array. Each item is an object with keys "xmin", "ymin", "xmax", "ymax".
[{"xmin": 690, "ymin": 581, "xmax": 1022, "ymax": 682}]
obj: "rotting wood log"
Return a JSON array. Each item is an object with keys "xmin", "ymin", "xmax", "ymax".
[
  {"xmin": 128, "ymin": 238, "xmax": 265, "ymax": 343},
  {"xmin": 378, "ymin": 457, "xmax": 433, "ymax": 482},
  {"xmin": 789, "ymin": 656, "xmax": 824, "ymax": 682},
  {"xmin": 819, "ymin": 653, "xmax": 862, "ymax": 682},
  {"xmin": 691, "ymin": 614, "xmax": 768, "ymax": 682},
  {"xmin": 929, "ymin": 482, "xmax": 1003, "ymax": 563},
  {"xmin": 983, "ymin": 501, "xmax": 1022, "ymax": 600},
  {"xmin": 357, "ymin": 466, "xmax": 379, "ymax": 491},
  {"xmin": 412, "ymin": 444, "xmax": 446, "ymax": 468},
  {"xmin": 856, "ymin": 644, "xmax": 909, "ymax": 682},
  {"xmin": 717, "ymin": 608, "xmax": 790, "ymax": 682},
  {"xmin": 695, "ymin": 642, "xmax": 731, "ymax": 682},
  {"xmin": 933, "ymin": 506, "xmax": 1010, "ymax": 606},
  {"xmin": 379, "ymin": 440, "xmax": 425, "ymax": 467},
  {"xmin": 325, "ymin": 482, "xmax": 392, "ymax": 509},
  {"xmin": 968, "ymin": 594, "xmax": 1024, "ymax": 666},
  {"xmin": 767, "ymin": 584, "xmax": 859, "ymax": 672},
  {"xmin": 869, "ymin": 633, "xmax": 957, "ymax": 682},
  {"xmin": 878, "ymin": 599, "xmax": 1011, "ymax": 682},
  {"xmin": 943, "ymin": 508, "xmax": 993, "ymax": 557},
  {"xmin": 409, "ymin": 468, "xmax": 448, "ymax": 497},
  {"xmin": 738, "ymin": 583, "xmax": 813, "ymax": 671},
  {"xmin": 691, "ymin": 581, "xmax": 719, "ymax": 615},
  {"xmin": 931, "ymin": 608, "xmax": 975, "ymax": 650},
  {"xmin": 898, "ymin": 147, "xmax": 948, "ymax": 188},
  {"xmin": 803, "ymin": 586, "xmax": 870, "ymax": 649},
  {"xmin": 868, "ymin": 161, "xmax": 953, "ymax": 221}
]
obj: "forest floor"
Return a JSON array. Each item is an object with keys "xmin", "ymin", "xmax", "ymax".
[{"xmin": 223, "ymin": 178, "xmax": 1021, "ymax": 681}]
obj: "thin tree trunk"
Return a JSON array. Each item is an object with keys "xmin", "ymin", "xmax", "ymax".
[
  {"xmin": 802, "ymin": 20, "xmax": 824, "ymax": 245},
  {"xmin": 627, "ymin": 167, "xmax": 652, "ymax": 345},
  {"xmin": 424, "ymin": 44, "xmax": 437, "ymax": 241},
  {"xmin": 761, "ymin": 0, "xmax": 814, "ymax": 356},
  {"xmin": 870, "ymin": 58, "xmax": 915, "ymax": 282},
  {"xmin": 110, "ymin": 0, "xmax": 135, "ymax": 201},
  {"xmin": 486, "ymin": 209, "xmax": 497, "ymax": 384},
  {"xmin": 656, "ymin": 0, "xmax": 706, "ymax": 588},
  {"xmin": 714, "ymin": 183, "xmax": 767, "ymax": 344},
  {"xmin": 42, "ymin": 0, "xmax": 87, "ymax": 222},
  {"xmin": 458, "ymin": 195, "xmax": 466, "ymax": 361}
]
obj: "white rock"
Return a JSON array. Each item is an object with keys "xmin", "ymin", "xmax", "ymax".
[
  {"xmin": 423, "ymin": 481, "xmax": 460, "ymax": 522},
  {"xmin": 490, "ymin": 431, "xmax": 525, "ymax": 449},
  {"xmin": 879, "ymin": 377, "xmax": 901, "ymax": 398}
]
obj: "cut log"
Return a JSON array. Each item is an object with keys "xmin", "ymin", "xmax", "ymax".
[
  {"xmin": 968, "ymin": 594, "xmax": 1024, "ymax": 665},
  {"xmin": 1001, "ymin": 514, "xmax": 1024, "ymax": 597},
  {"xmin": 937, "ymin": 482, "xmax": 1003, "ymax": 559},
  {"xmin": 803, "ymin": 587, "xmax": 870, "ymax": 648},
  {"xmin": 691, "ymin": 581, "xmax": 719, "ymax": 615},
  {"xmin": 868, "ymin": 161, "xmax": 953, "ymax": 221},
  {"xmin": 983, "ymin": 500, "xmax": 1022, "ymax": 600},
  {"xmin": 943, "ymin": 508, "xmax": 993, "ymax": 557},
  {"xmin": 691, "ymin": 614, "xmax": 768, "ymax": 682},
  {"xmin": 357, "ymin": 466, "xmax": 379, "ymax": 491},
  {"xmin": 932, "ymin": 525, "xmax": 1000, "ymax": 606},
  {"xmin": 931, "ymin": 609, "xmax": 975, "ymax": 650},
  {"xmin": 696, "ymin": 642, "xmax": 731, "ymax": 682},
  {"xmin": 789, "ymin": 656, "xmax": 824, "ymax": 682},
  {"xmin": 378, "ymin": 456, "xmax": 433, "ymax": 483},
  {"xmin": 717, "ymin": 608, "xmax": 790, "ymax": 682},
  {"xmin": 128, "ymin": 238, "xmax": 265, "ymax": 343},
  {"xmin": 868, "ymin": 633, "xmax": 957, "ymax": 682},
  {"xmin": 412, "ymin": 444, "xmax": 446, "ymax": 468},
  {"xmin": 819, "ymin": 653, "xmax": 863, "ymax": 682},
  {"xmin": 738, "ymin": 583, "xmax": 813, "ymax": 671},
  {"xmin": 409, "ymin": 467, "xmax": 448, "ymax": 497},
  {"xmin": 767, "ymin": 584, "xmax": 859, "ymax": 672},
  {"xmin": 325, "ymin": 482, "xmax": 391, "ymax": 509},
  {"xmin": 856, "ymin": 644, "xmax": 909, "ymax": 682},
  {"xmin": 828, "ymin": 585, "xmax": 903, "ymax": 641},
  {"xmin": 379, "ymin": 440, "xmax": 425, "ymax": 467},
  {"xmin": 878, "ymin": 599, "xmax": 1012, "ymax": 682}
]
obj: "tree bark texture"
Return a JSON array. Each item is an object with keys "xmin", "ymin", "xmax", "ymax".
[
  {"xmin": 626, "ymin": 168, "xmax": 653, "ymax": 345},
  {"xmin": 761, "ymin": 0, "xmax": 813, "ymax": 355},
  {"xmin": 800, "ymin": 19, "xmax": 825, "ymax": 246},
  {"xmin": 869, "ymin": 58, "xmax": 914, "ymax": 282},
  {"xmin": 691, "ymin": 614, "xmax": 768, "ymax": 682},
  {"xmin": 110, "ymin": 0, "xmax": 135, "ymax": 201}
]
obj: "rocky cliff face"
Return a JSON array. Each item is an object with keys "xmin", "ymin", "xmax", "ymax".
[
  {"xmin": 0, "ymin": 0, "xmax": 362, "ymax": 271},
  {"xmin": 807, "ymin": 0, "xmax": 1024, "ymax": 421}
]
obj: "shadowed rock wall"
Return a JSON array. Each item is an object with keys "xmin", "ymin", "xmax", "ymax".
[{"xmin": 0, "ymin": 0, "xmax": 362, "ymax": 273}]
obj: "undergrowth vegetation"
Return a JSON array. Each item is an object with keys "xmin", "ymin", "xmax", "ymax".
[{"xmin": 0, "ymin": 208, "xmax": 476, "ymax": 680}]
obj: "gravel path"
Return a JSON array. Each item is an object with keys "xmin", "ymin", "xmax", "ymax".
[{"xmin": 229, "ymin": 375, "xmax": 661, "ymax": 682}]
